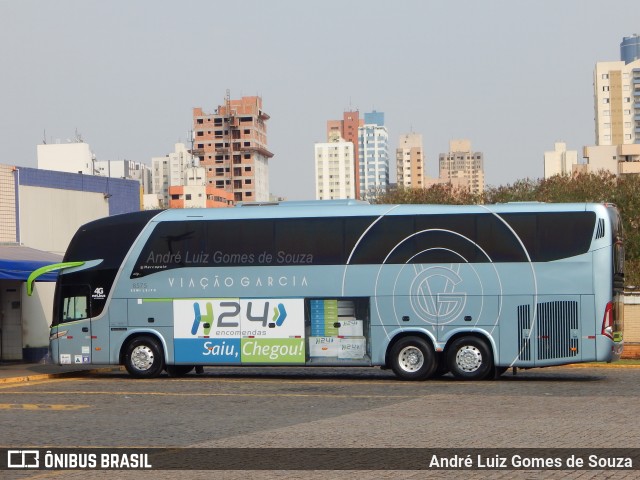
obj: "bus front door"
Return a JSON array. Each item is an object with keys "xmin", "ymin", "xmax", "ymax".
[{"xmin": 55, "ymin": 284, "xmax": 93, "ymax": 366}]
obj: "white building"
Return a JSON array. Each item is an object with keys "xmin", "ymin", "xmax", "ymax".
[
  {"xmin": 95, "ymin": 160, "xmax": 152, "ymax": 194},
  {"xmin": 544, "ymin": 142, "xmax": 579, "ymax": 178},
  {"xmin": 37, "ymin": 141, "xmax": 95, "ymax": 174},
  {"xmin": 151, "ymin": 143, "xmax": 196, "ymax": 208},
  {"xmin": 315, "ymin": 132, "xmax": 356, "ymax": 200},
  {"xmin": 396, "ymin": 133, "xmax": 425, "ymax": 188}
]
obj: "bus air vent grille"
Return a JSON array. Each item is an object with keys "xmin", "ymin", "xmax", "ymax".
[
  {"xmin": 517, "ymin": 305, "xmax": 531, "ymax": 362},
  {"xmin": 536, "ymin": 301, "xmax": 579, "ymax": 360},
  {"xmin": 595, "ymin": 218, "xmax": 605, "ymax": 239}
]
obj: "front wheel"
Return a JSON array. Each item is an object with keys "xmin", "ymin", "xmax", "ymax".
[
  {"xmin": 447, "ymin": 336, "xmax": 493, "ymax": 380},
  {"xmin": 124, "ymin": 336, "xmax": 165, "ymax": 379},
  {"xmin": 388, "ymin": 336, "xmax": 437, "ymax": 380}
]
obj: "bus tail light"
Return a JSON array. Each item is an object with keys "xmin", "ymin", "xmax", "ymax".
[{"xmin": 601, "ymin": 302, "xmax": 614, "ymax": 340}]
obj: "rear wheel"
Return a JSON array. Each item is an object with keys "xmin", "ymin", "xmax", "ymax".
[
  {"xmin": 124, "ymin": 336, "xmax": 164, "ymax": 379},
  {"xmin": 388, "ymin": 336, "xmax": 437, "ymax": 380},
  {"xmin": 447, "ymin": 336, "xmax": 493, "ymax": 380}
]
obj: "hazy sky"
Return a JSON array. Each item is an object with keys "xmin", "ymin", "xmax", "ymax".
[{"xmin": 1, "ymin": 1, "xmax": 638, "ymax": 200}]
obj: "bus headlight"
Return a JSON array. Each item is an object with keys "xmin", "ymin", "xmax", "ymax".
[{"xmin": 50, "ymin": 330, "xmax": 68, "ymax": 341}]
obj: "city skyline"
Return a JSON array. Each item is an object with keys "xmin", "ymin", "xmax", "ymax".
[{"xmin": 1, "ymin": 1, "xmax": 638, "ymax": 200}]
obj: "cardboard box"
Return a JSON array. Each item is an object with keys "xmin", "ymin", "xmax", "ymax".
[
  {"xmin": 337, "ymin": 318, "xmax": 363, "ymax": 337},
  {"xmin": 338, "ymin": 336, "xmax": 366, "ymax": 359},
  {"xmin": 309, "ymin": 336, "xmax": 338, "ymax": 357}
]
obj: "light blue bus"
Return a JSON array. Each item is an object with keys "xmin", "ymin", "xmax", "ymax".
[{"xmin": 32, "ymin": 200, "xmax": 624, "ymax": 380}]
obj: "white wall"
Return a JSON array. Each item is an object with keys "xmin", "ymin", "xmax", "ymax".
[{"xmin": 18, "ymin": 185, "xmax": 108, "ymax": 255}]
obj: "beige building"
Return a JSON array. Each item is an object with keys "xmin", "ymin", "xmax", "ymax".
[
  {"xmin": 396, "ymin": 133, "xmax": 425, "ymax": 188},
  {"xmin": 593, "ymin": 59, "xmax": 640, "ymax": 146},
  {"xmin": 438, "ymin": 139, "xmax": 485, "ymax": 195},
  {"xmin": 583, "ymin": 144, "xmax": 640, "ymax": 175}
]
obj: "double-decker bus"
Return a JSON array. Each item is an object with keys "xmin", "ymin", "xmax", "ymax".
[{"xmin": 29, "ymin": 200, "xmax": 624, "ymax": 380}]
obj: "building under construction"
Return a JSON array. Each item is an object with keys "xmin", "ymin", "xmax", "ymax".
[{"xmin": 192, "ymin": 94, "xmax": 273, "ymax": 203}]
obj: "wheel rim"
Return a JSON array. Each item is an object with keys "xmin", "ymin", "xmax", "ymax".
[
  {"xmin": 455, "ymin": 345, "xmax": 483, "ymax": 373},
  {"xmin": 397, "ymin": 346, "xmax": 424, "ymax": 373},
  {"xmin": 131, "ymin": 345, "xmax": 155, "ymax": 371}
]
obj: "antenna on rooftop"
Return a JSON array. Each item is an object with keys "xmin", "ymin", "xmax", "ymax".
[{"xmin": 42, "ymin": 129, "xmax": 47, "ymax": 144}]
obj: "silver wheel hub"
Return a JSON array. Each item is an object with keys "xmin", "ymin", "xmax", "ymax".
[
  {"xmin": 456, "ymin": 345, "xmax": 482, "ymax": 372},
  {"xmin": 131, "ymin": 345, "xmax": 155, "ymax": 371},
  {"xmin": 398, "ymin": 346, "xmax": 424, "ymax": 373}
]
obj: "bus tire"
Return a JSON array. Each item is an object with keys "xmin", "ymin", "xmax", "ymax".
[
  {"xmin": 447, "ymin": 336, "xmax": 493, "ymax": 380},
  {"xmin": 124, "ymin": 336, "xmax": 165, "ymax": 379},
  {"xmin": 388, "ymin": 336, "xmax": 436, "ymax": 380},
  {"xmin": 166, "ymin": 365, "xmax": 194, "ymax": 377}
]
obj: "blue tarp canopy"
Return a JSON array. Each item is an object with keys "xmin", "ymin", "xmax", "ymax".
[{"xmin": 0, "ymin": 245, "xmax": 63, "ymax": 281}]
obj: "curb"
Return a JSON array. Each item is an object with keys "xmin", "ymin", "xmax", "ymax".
[{"xmin": 0, "ymin": 367, "xmax": 122, "ymax": 385}]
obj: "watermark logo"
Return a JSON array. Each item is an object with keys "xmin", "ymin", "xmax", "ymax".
[{"xmin": 7, "ymin": 450, "xmax": 39, "ymax": 469}]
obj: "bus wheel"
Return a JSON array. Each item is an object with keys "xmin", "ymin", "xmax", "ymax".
[
  {"xmin": 124, "ymin": 336, "xmax": 164, "ymax": 379},
  {"xmin": 389, "ymin": 336, "xmax": 436, "ymax": 380},
  {"xmin": 166, "ymin": 365, "xmax": 194, "ymax": 377},
  {"xmin": 447, "ymin": 336, "xmax": 493, "ymax": 380}
]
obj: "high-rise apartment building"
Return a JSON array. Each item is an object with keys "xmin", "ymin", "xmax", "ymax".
[
  {"xmin": 396, "ymin": 133, "xmax": 425, "ymax": 188},
  {"xmin": 358, "ymin": 111, "xmax": 389, "ymax": 198},
  {"xmin": 593, "ymin": 51, "xmax": 640, "ymax": 146},
  {"xmin": 438, "ymin": 139, "xmax": 484, "ymax": 195},
  {"xmin": 151, "ymin": 143, "xmax": 233, "ymax": 209},
  {"xmin": 192, "ymin": 95, "xmax": 273, "ymax": 203},
  {"xmin": 585, "ymin": 35, "xmax": 640, "ymax": 175},
  {"xmin": 315, "ymin": 131, "xmax": 356, "ymax": 200},
  {"xmin": 151, "ymin": 143, "xmax": 195, "ymax": 207},
  {"xmin": 327, "ymin": 111, "xmax": 363, "ymax": 198}
]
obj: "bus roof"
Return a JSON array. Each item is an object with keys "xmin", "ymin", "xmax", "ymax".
[{"xmin": 148, "ymin": 201, "xmax": 605, "ymax": 222}]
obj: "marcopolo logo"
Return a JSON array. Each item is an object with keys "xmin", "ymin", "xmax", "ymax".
[{"xmin": 190, "ymin": 300, "xmax": 287, "ymax": 336}]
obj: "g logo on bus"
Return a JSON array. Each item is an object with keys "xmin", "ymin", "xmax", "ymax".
[{"xmin": 409, "ymin": 266, "xmax": 467, "ymax": 324}]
